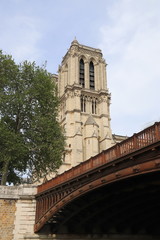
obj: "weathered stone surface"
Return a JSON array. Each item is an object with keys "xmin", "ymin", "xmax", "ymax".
[
  {"xmin": 0, "ymin": 185, "xmax": 37, "ymax": 240},
  {"xmin": 0, "ymin": 199, "xmax": 16, "ymax": 240}
]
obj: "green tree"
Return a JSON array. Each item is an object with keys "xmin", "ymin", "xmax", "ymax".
[{"xmin": 0, "ymin": 50, "xmax": 65, "ymax": 185}]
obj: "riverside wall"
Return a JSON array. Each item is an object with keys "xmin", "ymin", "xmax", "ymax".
[{"xmin": 0, "ymin": 185, "xmax": 37, "ymax": 240}]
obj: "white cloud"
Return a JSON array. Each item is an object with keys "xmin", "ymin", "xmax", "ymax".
[
  {"xmin": 99, "ymin": 0, "xmax": 160, "ymax": 135},
  {"xmin": 0, "ymin": 7, "xmax": 42, "ymax": 64}
]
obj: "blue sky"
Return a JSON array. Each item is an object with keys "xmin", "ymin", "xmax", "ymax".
[{"xmin": 1, "ymin": 0, "xmax": 160, "ymax": 136}]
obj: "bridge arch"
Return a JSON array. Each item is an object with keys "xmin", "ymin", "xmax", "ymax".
[
  {"xmin": 35, "ymin": 122, "xmax": 160, "ymax": 234},
  {"xmin": 52, "ymin": 170, "xmax": 160, "ymax": 234},
  {"xmin": 36, "ymin": 169, "xmax": 160, "ymax": 235}
]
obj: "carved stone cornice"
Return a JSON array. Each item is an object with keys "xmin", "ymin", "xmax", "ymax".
[
  {"xmin": 65, "ymin": 109, "xmax": 81, "ymax": 114},
  {"xmin": 78, "ymin": 48, "xmax": 101, "ymax": 58},
  {"xmin": 81, "ymin": 88, "xmax": 99, "ymax": 96}
]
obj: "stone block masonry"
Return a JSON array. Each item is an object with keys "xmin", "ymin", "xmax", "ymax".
[
  {"xmin": 0, "ymin": 185, "xmax": 37, "ymax": 240},
  {"xmin": 0, "ymin": 198, "xmax": 16, "ymax": 240}
]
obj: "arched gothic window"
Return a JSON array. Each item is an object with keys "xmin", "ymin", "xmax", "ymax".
[
  {"xmin": 79, "ymin": 59, "xmax": 85, "ymax": 88},
  {"xmin": 89, "ymin": 61, "xmax": 95, "ymax": 89}
]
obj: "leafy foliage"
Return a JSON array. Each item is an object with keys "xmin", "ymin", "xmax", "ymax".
[{"xmin": 0, "ymin": 50, "xmax": 65, "ymax": 185}]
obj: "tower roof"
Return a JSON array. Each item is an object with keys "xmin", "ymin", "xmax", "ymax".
[
  {"xmin": 84, "ymin": 115, "xmax": 99, "ymax": 127},
  {"xmin": 71, "ymin": 37, "xmax": 79, "ymax": 45}
]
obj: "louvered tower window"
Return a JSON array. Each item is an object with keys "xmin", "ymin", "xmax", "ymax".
[
  {"xmin": 79, "ymin": 59, "xmax": 85, "ymax": 88},
  {"xmin": 89, "ymin": 61, "xmax": 95, "ymax": 89}
]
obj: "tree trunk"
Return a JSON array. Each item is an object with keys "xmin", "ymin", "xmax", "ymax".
[{"xmin": 1, "ymin": 157, "xmax": 10, "ymax": 185}]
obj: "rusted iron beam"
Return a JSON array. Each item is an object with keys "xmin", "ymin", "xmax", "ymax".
[
  {"xmin": 37, "ymin": 122, "xmax": 160, "ymax": 194},
  {"xmin": 35, "ymin": 155, "xmax": 160, "ymax": 232}
]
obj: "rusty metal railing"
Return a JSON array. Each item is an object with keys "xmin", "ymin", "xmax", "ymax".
[{"xmin": 37, "ymin": 122, "xmax": 160, "ymax": 194}]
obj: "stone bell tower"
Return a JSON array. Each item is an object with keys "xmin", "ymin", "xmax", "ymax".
[{"xmin": 58, "ymin": 39, "xmax": 114, "ymax": 173}]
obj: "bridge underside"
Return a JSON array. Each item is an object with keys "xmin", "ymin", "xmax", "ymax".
[{"xmin": 39, "ymin": 171, "xmax": 160, "ymax": 236}]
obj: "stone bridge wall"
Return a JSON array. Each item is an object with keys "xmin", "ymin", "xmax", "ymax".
[
  {"xmin": 0, "ymin": 185, "xmax": 37, "ymax": 240},
  {"xmin": 0, "ymin": 198, "xmax": 16, "ymax": 240}
]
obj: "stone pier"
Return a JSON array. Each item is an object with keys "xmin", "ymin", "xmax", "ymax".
[{"xmin": 0, "ymin": 185, "xmax": 37, "ymax": 240}]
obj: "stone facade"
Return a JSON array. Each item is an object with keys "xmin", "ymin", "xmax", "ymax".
[
  {"xmin": 38, "ymin": 40, "xmax": 127, "ymax": 182},
  {"xmin": 57, "ymin": 39, "xmax": 115, "ymax": 174},
  {"xmin": 0, "ymin": 198, "xmax": 16, "ymax": 240},
  {"xmin": 0, "ymin": 185, "xmax": 37, "ymax": 240}
]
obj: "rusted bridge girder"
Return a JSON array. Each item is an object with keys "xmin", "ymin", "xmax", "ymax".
[{"xmin": 34, "ymin": 122, "xmax": 160, "ymax": 233}]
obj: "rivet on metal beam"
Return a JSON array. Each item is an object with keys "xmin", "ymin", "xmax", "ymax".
[
  {"xmin": 101, "ymin": 179, "xmax": 106, "ymax": 183},
  {"xmin": 155, "ymin": 161, "xmax": 160, "ymax": 167},
  {"xmin": 79, "ymin": 189, "xmax": 83, "ymax": 193},
  {"xmin": 115, "ymin": 172, "xmax": 121, "ymax": 178},
  {"xmin": 133, "ymin": 168, "xmax": 140, "ymax": 173}
]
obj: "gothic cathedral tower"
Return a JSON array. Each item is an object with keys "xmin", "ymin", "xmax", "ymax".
[{"xmin": 58, "ymin": 39, "xmax": 114, "ymax": 174}]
